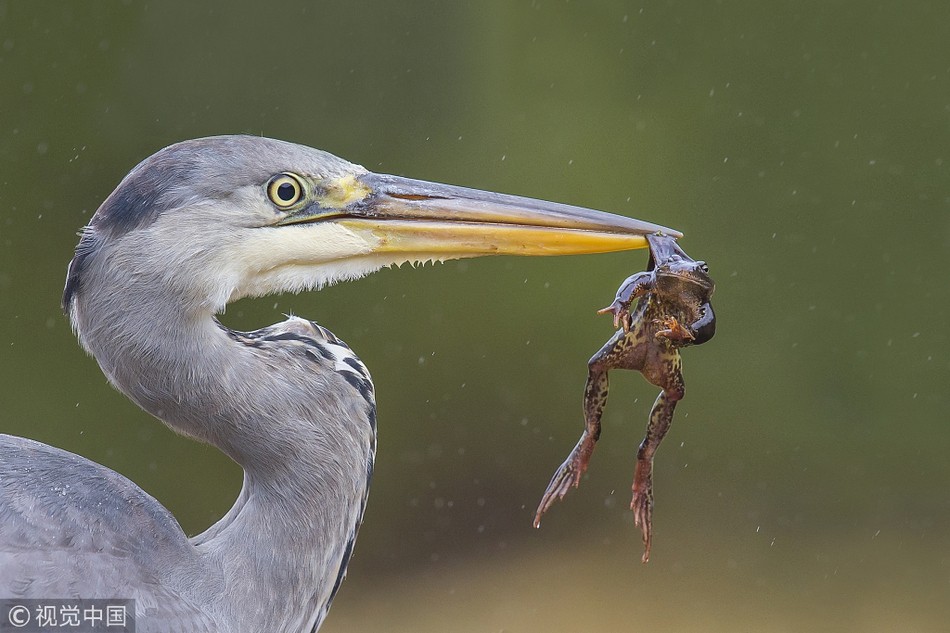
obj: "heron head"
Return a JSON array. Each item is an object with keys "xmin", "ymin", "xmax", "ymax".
[{"xmin": 64, "ymin": 135, "xmax": 680, "ymax": 315}]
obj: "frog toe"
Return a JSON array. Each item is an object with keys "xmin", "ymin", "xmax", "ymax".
[
  {"xmin": 597, "ymin": 303, "xmax": 632, "ymax": 331},
  {"xmin": 535, "ymin": 465, "xmax": 576, "ymax": 520},
  {"xmin": 631, "ymin": 490, "xmax": 654, "ymax": 563}
]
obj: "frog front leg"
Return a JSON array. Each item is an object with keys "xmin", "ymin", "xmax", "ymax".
[
  {"xmin": 631, "ymin": 355, "xmax": 685, "ymax": 563},
  {"xmin": 597, "ymin": 271, "xmax": 654, "ymax": 332},
  {"xmin": 689, "ymin": 301, "xmax": 716, "ymax": 345},
  {"xmin": 533, "ymin": 330, "xmax": 627, "ymax": 527},
  {"xmin": 655, "ymin": 301, "xmax": 716, "ymax": 346}
]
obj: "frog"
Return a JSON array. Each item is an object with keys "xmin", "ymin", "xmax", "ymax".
[{"xmin": 533, "ymin": 233, "xmax": 716, "ymax": 563}]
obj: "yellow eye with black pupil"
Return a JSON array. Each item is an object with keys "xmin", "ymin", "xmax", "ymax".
[{"xmin": 267, "ymin": 174, "xmax": 304, "ymax": 208}]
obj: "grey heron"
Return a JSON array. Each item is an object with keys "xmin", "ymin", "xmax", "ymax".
[{"xmin": 0, "ymin": 136, "xmax": 679, "ymax": 632}]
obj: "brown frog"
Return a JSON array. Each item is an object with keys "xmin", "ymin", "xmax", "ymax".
[{"xmin": 533, "ymin": 233, "xmax": 716, "ymax": 562}]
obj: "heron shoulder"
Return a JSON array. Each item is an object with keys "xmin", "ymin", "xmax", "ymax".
[
  {"xmin": 0, "ymin": 434, "xmax": 191, "ymax": 555},
  {"xmin": 0, "ymin": 434, "xmax": 219, "ymax": 612}
]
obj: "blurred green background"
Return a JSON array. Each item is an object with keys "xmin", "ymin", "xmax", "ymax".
[{"xmin": 1, "ymin": 1, "xmax": 948, "ymax": 631}]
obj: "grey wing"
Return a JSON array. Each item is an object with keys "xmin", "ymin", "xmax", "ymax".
[{"xmin": 0, "ymin": 434, "xmax": 219, "ymax": 632}]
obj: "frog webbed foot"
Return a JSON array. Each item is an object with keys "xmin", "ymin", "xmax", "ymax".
[
  {"xmin": 654, "ymin": 316, "xmax": 695, "ymax": 343},
  {"xmin": 631, "ymin": 464, "xmax": 655, "ymax": 564},
  {"xmin": 533, "ymin": 432, "xmax": 597, "ymax": 527}
]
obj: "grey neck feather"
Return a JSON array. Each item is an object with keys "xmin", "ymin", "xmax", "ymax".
[{"xmin": 68, "ymin": 238, "xmax": 374, "ymax": 632}]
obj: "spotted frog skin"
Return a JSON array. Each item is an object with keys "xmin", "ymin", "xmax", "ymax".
[{"xmin": 533, "ymin": 233, "xmax": 715, "ymax": 562}]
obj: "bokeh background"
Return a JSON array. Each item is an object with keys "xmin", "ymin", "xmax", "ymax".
[{"xmin": 2, "ymin": 1, "xmax": 948, "ymax": 631}]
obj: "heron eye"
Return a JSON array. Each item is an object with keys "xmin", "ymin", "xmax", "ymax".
[{"xmin": 267, "ymin": 173, "xmax": 304, "ymax": 208}]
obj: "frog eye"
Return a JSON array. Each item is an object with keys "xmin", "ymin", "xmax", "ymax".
[
  {"xmin": 699, "ymin": 262, "xmax": 709, "ymax": 273},
  {"xmin": 267, "ymin": 173, "xmax": 305, "ymax": 208}
]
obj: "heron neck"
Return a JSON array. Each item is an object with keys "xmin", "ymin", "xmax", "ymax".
[{"xmin": 73, "ymin": 280, "xmax": 373, "ymax": 632}]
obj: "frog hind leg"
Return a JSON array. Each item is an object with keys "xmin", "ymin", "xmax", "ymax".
[
  {"xmin": 631, "ymin": 360, "xmax": 685, "ymax": 563},
  {"xmin": 533, "ymin": 337, "xmax": 621, "ymax": 527}
]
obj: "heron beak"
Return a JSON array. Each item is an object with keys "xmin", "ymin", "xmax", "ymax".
[{"xmin": 282, "ymin": 171, "xmax": 681, "ymax": 257}]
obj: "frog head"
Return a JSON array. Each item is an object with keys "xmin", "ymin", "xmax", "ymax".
[{"xmin": 646, "ymin": 233, "xmax": 715, "ymax": 299}]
